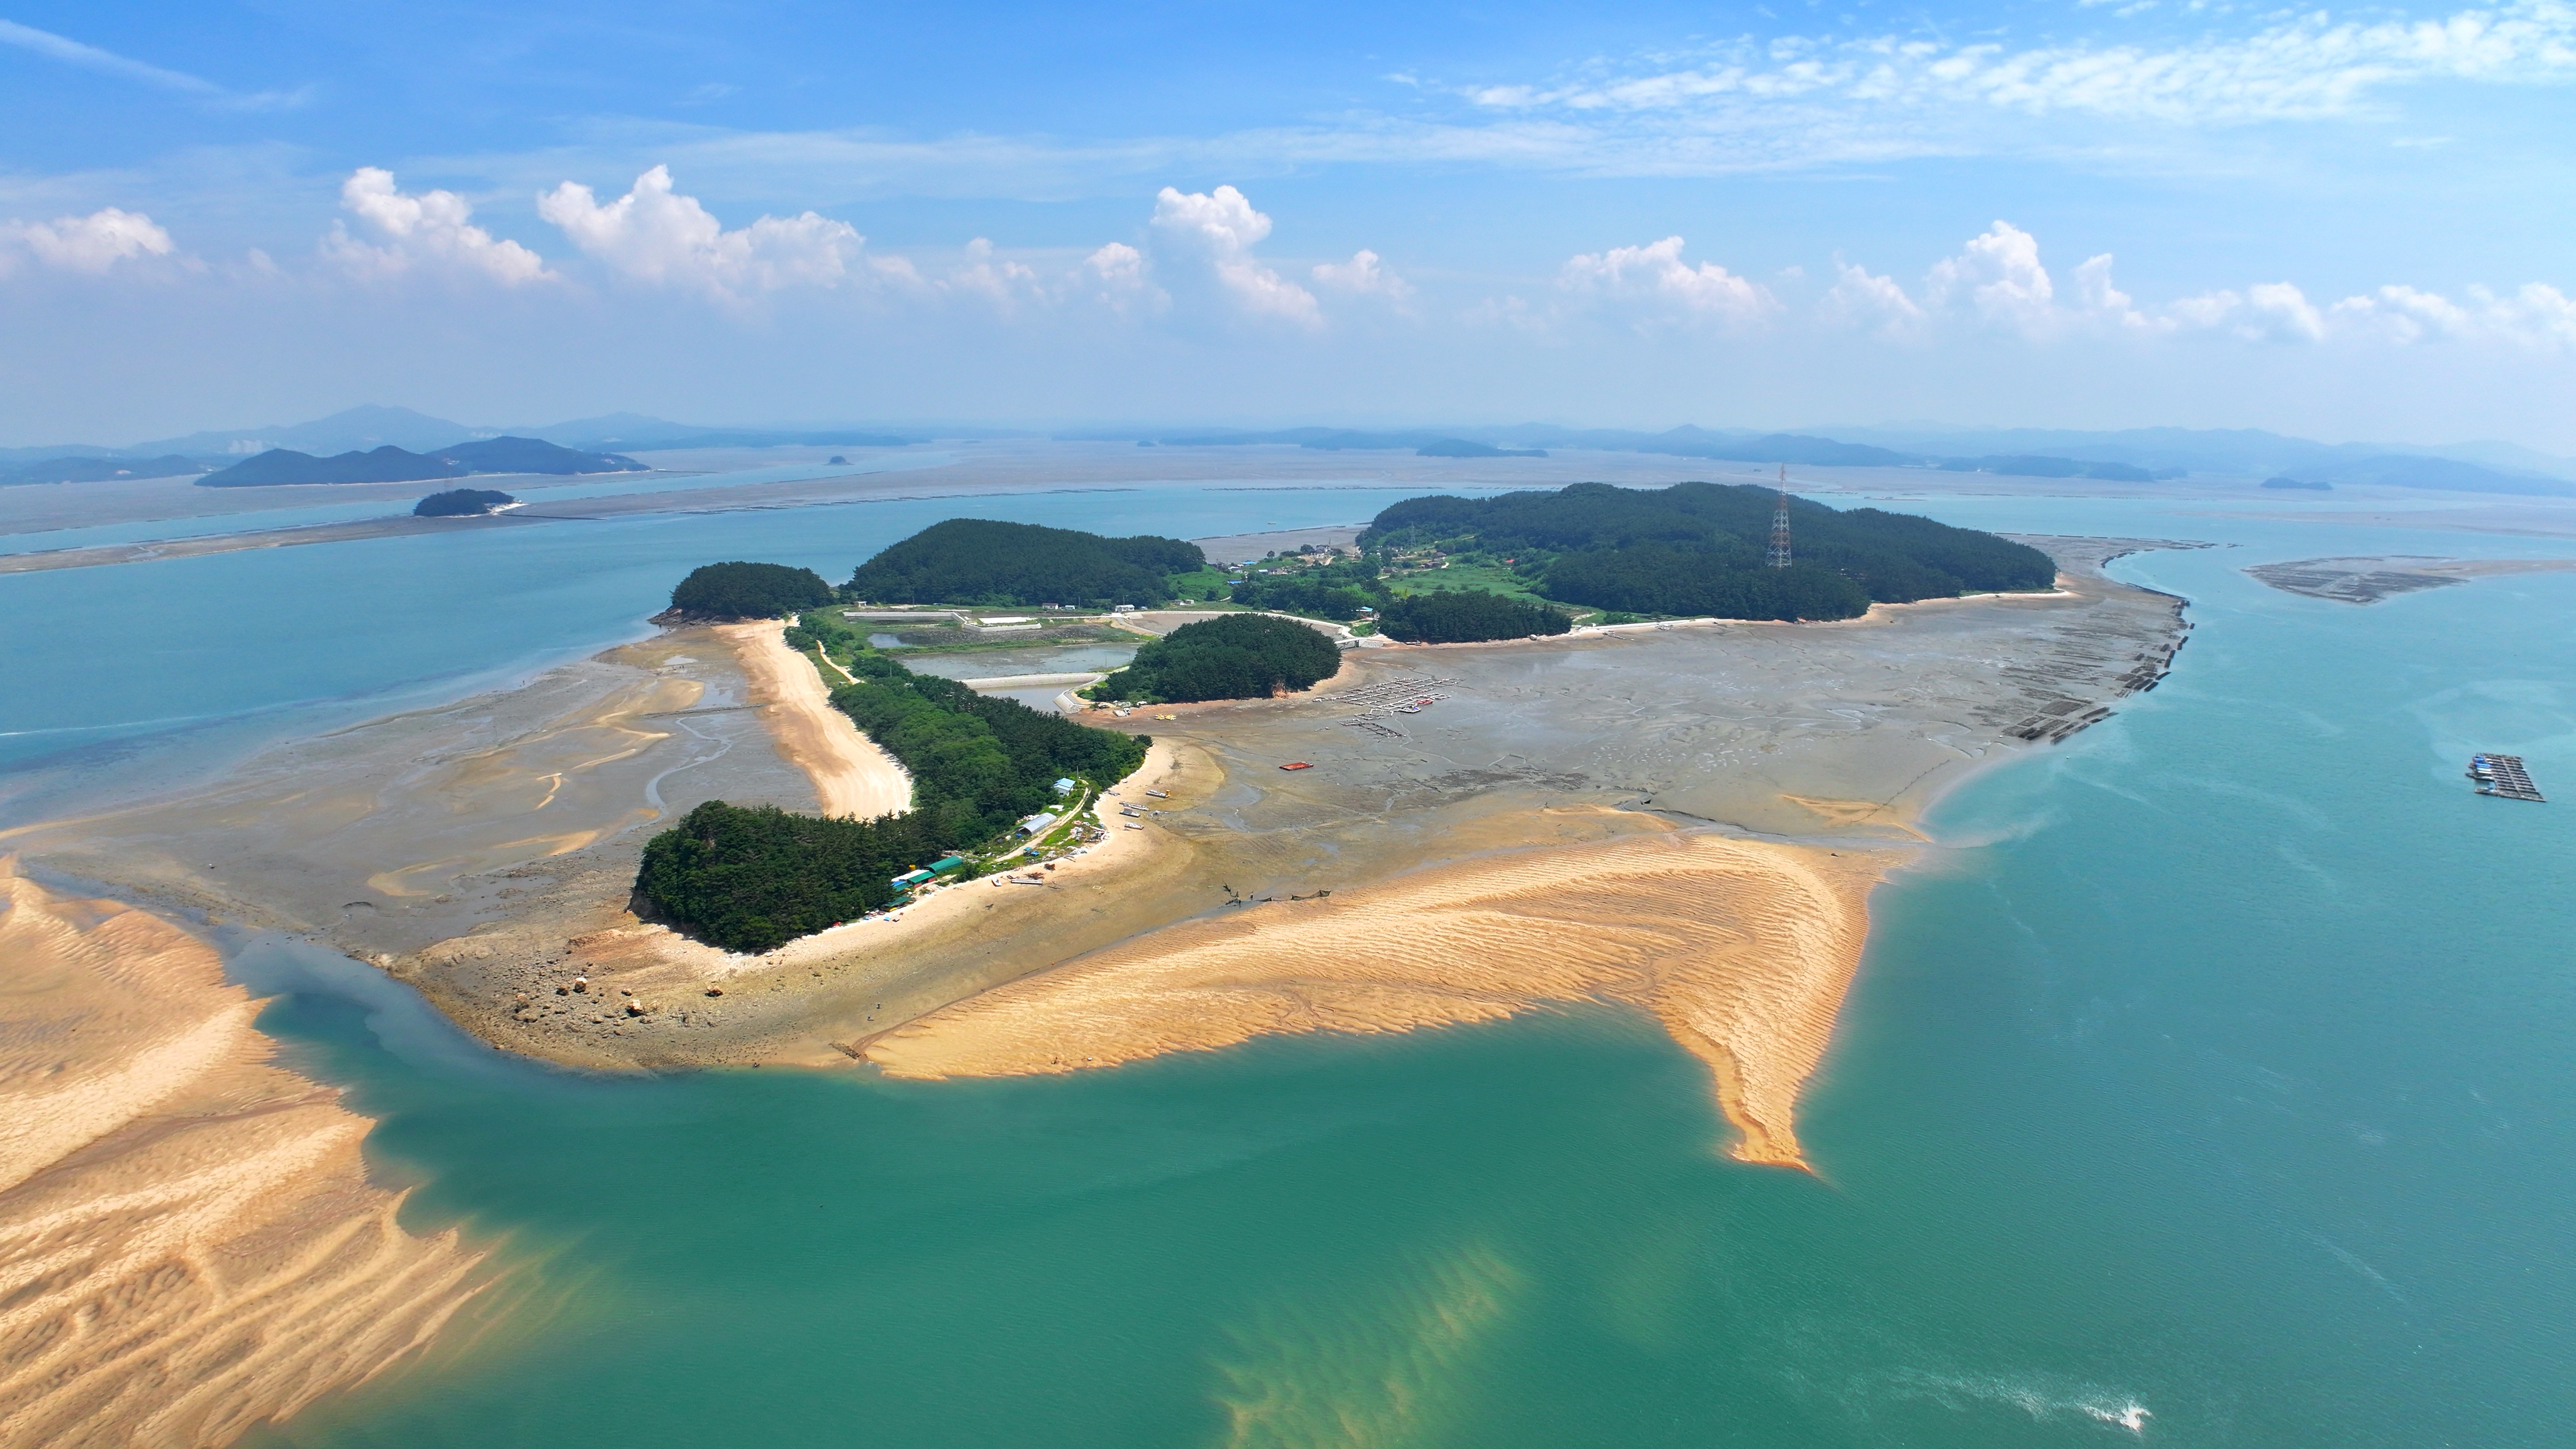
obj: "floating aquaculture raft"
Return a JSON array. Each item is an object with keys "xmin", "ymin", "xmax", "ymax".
[{"xmin": 2469, "ymin": 753, "xmax": 2545, "ymax": 803}]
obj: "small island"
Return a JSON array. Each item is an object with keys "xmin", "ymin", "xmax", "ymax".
[
  {"xmin": 1087, "ymin": 613, "xmax": 1344, "ymax": 703},
  {"xmin": 413, "ymin": 487, "xmax": 518, "ymax": 517},
  {"xmin": 662, "ymin": 561, "xmax": 838, "ymax": 621}
]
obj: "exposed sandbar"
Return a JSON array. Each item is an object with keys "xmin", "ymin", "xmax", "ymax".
[
  {"xmin": 0, "ymin": 860, "xmax": 488, "ymax": 1449},
  {"xmin": 714, "ymin": 620, "xmax": 911, "ymax": 819},
  {"xmin": 2244, "ymin": 554, "xmax": 2576, "ymax": 604},
  {"xmin": 870, "ymin": 827, "xmax": 1884, "ymax": 1168}
]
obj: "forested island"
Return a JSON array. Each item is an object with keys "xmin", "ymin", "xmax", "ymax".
[
  {"xmin": 847, "ymin": 519, "xmax": 1214, "ymax": 607},
  {"xmin": 198, "ymin": 436, "xmax": 642, "ymax": 487},
  {"xmin": 1359, "ymin": 482, "xmax": 2053, "ymax": 621},
  {"xmin": 413, "ymin": 487, "xmax": 518, "ymax": 517},
  {"xmin": 636, "ymin": 651, "xmax": 1148, "ymax": 950},
  {"xmin": 664, "ymin": 561, "xmax": 837, "ymax": 620},
  {"xmin": 1088, "ymin": 613, "xmax": 1343, "ymax": 703}
]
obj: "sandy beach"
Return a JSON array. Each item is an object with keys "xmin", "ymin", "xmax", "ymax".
[
  {"xmin": 872, "ymin": 826, "xmax": 1882, "ymax": 1168},
  {"xmin": 714, "ymin": 620, "xmax": 911, "ymax": 819},
  {"xmin": 0, "ymin": 860, "xmax": 488, "ymax": 1449}
]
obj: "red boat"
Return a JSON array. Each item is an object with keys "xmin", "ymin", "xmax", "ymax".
[{"xmin": 1279, "ymin": 762, "xmax": 1312, "ymax": 770}]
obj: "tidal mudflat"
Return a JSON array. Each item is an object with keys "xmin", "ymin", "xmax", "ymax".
[{"xmin": 9, "ymin": 536, "xmax": 2192, "ymax": 1162}]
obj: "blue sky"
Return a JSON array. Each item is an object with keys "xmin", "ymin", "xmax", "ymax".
[{"xmin": 4, "ymin": 0, "xmax": 2574, "ymax": 447}]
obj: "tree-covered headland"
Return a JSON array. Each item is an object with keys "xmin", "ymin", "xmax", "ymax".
[
  {"xmin": 636, "ymin": 651, "xmax": 1148, "ymax": 951},
  {"xmin": 666, "ymin": 561, "xmax": 838, "ymax": 620}
]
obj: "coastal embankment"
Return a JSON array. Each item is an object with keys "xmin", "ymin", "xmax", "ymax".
[{"xmin": 0, "ymin": 861, "xmax": 488, "ymax": 1448}]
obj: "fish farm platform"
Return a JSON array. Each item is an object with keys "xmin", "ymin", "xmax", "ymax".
[{"xmin": 2470, "ymin": 753, "xmax": 2546, "ymax": 802}]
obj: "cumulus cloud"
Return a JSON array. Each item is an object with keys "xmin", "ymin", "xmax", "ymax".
[
  {"xmin": 322, "ymin": 169, "xmax": 549, "ymax": 285},
  {"xmin": 0, "ymin": 206, "xmax": 175, "ymax": 276},
  {"xmin": 943, "ymin": 237, "xmax": 1045, "ymax": 313},
  {"xmin": 2170, "ymin": 282, "xmax": 2330, "ymax": 342},
  {"xmin": 1820, "ymin": 258, "xmax": 1927, "ymax": 336},
  {"xmin": 1924, "ymin": 221, "xmax": 2058, "ymax": 334},
  {"xmin": 1312, "ymin": 248, "xmax": 1415, "ymax": 307},
  {"xmin": 537, "ymin": 165, "xmax": 867, "ymax": 298},
  {"xmin": 1559, "ymin": 236, "xmax": 1773, "ymax": 328},
  {"xmin": 1078, "ymin": 241, "xmax": 1164, "ymax": 316},
  {"xmin": 1147, "ymin": 185, "xmax": 1320, "ymax": 326}
]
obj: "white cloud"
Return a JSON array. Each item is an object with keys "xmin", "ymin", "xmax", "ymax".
[
  {"xmin": 0, "ymin": 18, "xmax": 305, "ymax": 110},
  {"xmin": 1819, "ymin": 258, "xmax": 1926, "ymax": 337},
  {"xmin": 537, "ymin": 164, "xmax": 867, "ymax": 298},
  {"xmin": 2326, "ymin": 280, "xmax": 2576, "ymax": 347},
  {"xmin": 2170, "ymin": 282, "xmax": 2329, "ymax": 342},
  {"xmin": 1559, "ymin": 236, "xmax": 1774, "ymax": 328},
  {"xmin": 943, "ymin": 237, "xmax": 1045, "ymax": 313},
  {"xmin": 1079, "ymin": 241, "xmax": 1164, "ymax": 316},
  {"xmin": 1461, "ymin": 2, "xmax": 2576, "ymax": 127},
  {"xmin": 323, "ymin": 168, "xmax": 549, "ymax": 286},
  {"xmin": 2071, "ymin": 253, "xmax": 2155, "ymax": 330},
  {"xmin": 0, "ymin": 206, "xmax": 175, "ymax": 276},
  {"xmin": 1311, "ymin": 248, "xmax": 1415, "ymax": 307},
  {"xmin": 0, "ymin": 18, "xmax": 221, "ymax": 96},
  {"xmin": 1925, "ymin": 221, "xmax": 2057, "ymax": 335},
  {"xmin": 1147, "ymin": 184, "xmax": 1321, "ymax": 326}
]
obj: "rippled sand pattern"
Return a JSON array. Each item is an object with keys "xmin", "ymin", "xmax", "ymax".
[
  {"xmin": 870, "ymin": 830, "xmax": 1884, "ymax": 1168},
  {"xmin": 0, "ymin": 863, "xmax": 486, "ymax": 1449}
]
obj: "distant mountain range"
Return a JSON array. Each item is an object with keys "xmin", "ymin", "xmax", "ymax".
[
  {"xmin": 5, "ymin": 404, "xmax": 2571, "ymax": 498},
  {"xmin": 1082, "ymin": 423, "xmax": 2575, "ymax": 495},
  {"xmin": 197, "ymin": 437, "xmax": 644, "ymax": 487},
  {"xmin": 0, "ymin": 454, "xmax": 206, "ymax": 486}
]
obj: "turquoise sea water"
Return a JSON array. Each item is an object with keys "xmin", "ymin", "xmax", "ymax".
[{"xmin": 7, "ymin": 483, "xmax": 2573, "ymax": 1445}]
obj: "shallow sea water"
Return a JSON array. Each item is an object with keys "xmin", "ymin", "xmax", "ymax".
[{"xmin": 6, "ymin": 479, "xmax": 2572, "ymax": 1445}]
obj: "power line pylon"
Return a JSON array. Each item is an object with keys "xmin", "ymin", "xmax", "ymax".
[{"xmin": 1767, "ymin": 463, "xmax": 1793, "ymax": 569}]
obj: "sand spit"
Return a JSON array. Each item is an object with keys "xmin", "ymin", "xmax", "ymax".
[
  {"xmin": 0, "ymin": 861, "xmax": 486, "ymax": 1449},
  {"xmin": 871, "ymin": 829, "xmax": 1884, "ymax": 1169},
  {"xmin": 715, "ymin": 620, "xmax": 911, "ymax": 819},
  {"xmin": 2243, "ymin": 555, "xmax": 2576, "ymax": 604}
]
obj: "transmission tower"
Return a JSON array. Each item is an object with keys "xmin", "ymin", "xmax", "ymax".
[{"xmin": 1766, "ymin": 463, "xmax": 1793, "ymax": 569}]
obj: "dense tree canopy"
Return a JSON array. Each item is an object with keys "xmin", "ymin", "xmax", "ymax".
[
  {"xmin": 847, "ymin": 519, "xmax": 1204, "ymax": 607},
  {"xmin": 413, "ymin": 487, "xmax": 516, "ymax": 517},
  {"xmin": 1361, "ymin": 482, "xmax": 2052, "ymax": 621},
  {"xmin": 1092, "ymin": 613, "xmax": 1343, "ymax": 702},
  {"xmin": 1227, "ymin": 572, "xmax": 1377, "ymax": 620},
  {"xmin": 667, "ymin": 561, "xmax": 837, "ymax": 620},
  {"xmin": 1377, "ymin": 589, "xmax": 1571, "ymax": 642},
  {"xmin": 635, "ymin": 651, "xmax": 1148, "ymax": 951}
]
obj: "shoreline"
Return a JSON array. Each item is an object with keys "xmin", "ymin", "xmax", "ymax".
[
  {"xmin": 0, "ymin": 859, "xmax": 491, "ymax": 1447},
  {"xmin": 868, "ymin": 825, "xmax": 1889, "ymax": 1170},
  {"xmin": 713, "ymin": 620, "xmax": 911, "ymax": 819},
  {"xmin": 10, "ymin": 535, "xmax": 2199, "ymax": 1124}
]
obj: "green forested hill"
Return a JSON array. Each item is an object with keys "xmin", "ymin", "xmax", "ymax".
[
  {"xmin": 1090, "ymin": 613, "xmax": 1342, "ymax": 702},
  {"xmin": 847, "ymin": 519, "xmax": 1205, "ymax": 606},
  {"xmin": 1362, "ymin": 482, "xmax": 2052, "ymax": 621},
  {"xmin": 666, "ymin": 561, "xmax": 836, "ymax": 619}
]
